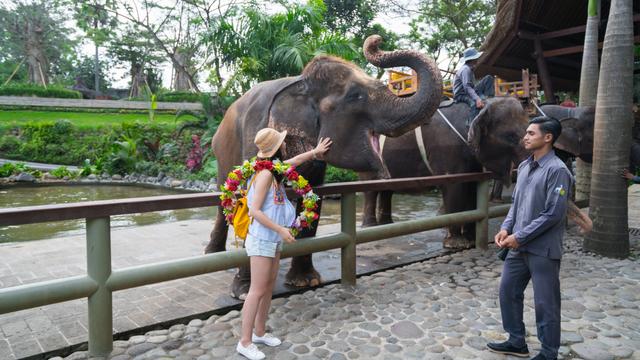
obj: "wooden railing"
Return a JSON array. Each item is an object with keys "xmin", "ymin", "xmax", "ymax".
[{"xmin": 0, "ymin": 172, "xmax": 505, "ymax": 357}]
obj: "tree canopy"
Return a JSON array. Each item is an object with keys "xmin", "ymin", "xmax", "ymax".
[{"xmin": 0, "ymin": 0, "xmax": 496, "ymax": 94}]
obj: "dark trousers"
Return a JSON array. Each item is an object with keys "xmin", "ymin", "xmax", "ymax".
[
  {"xmin": 500, "ymin": 251, "xmax": 561, "ymax": 359},
  {"xmin": 454, "ymin": 75, "xmax": 495, "ymax": 124}
]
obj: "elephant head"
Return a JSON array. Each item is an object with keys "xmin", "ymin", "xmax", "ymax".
[
  {"xmin": 267, "ymin": 35, "xmax": 443, "ymax": 177},
  {"xmin": 468, "ymin": 97, "xmax": 529, "ymax": 185},
  {"xmin": 542, "ymin": 105, "xmax": 595, "ymax": 162}
]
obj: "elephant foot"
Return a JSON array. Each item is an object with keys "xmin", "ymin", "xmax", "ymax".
[
  {"xmin": 203, "ymin": 243, "xmax": 217, "ymax": 254},
  {"xmin": 443, "ymin": 236, "xmax": 475, "ymax": 250},
  {"xmin": 490, "ymin": 197, "xmax": 505, "ymax": 203},
  {"xmin": 231, "ymin": 272, "xmax": 251, "ymax": 300},
  {"xmin": 362, "ymin": 219, "xmax": 378, "ymax": 227},
  {"xmin": 285, "ymin": 268, "xmax": 322, "ymax": 288},
  {"xmin": 377, "ymin": 217, "xmax": 393, "ymax": 225}
]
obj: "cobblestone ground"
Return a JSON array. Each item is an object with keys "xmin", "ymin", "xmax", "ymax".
[{"xmin": 56, "ymin": 226, "xmax": 640, "ymax": 360}]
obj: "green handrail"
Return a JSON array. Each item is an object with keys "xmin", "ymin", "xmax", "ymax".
[{"xmin": 0, "ymin": 174, "xmax": 494, "ymax": 357}]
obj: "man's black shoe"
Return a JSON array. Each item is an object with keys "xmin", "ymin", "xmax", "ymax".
[
  {"xmin": 486, "ymin": 341, "xmax": 530, "ymax": 357},
  {"xmin": 531, "ymin": 354, "xmax": 556, "ymax": 360}
]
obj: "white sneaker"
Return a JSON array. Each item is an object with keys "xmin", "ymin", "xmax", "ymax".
[
  {"xmin": 252, "ymin": 332, "xmax": 282, "ymax": 346},
  {"xmin": 236, "ymin": 341, "xmax": 265, "ymax": 360}
]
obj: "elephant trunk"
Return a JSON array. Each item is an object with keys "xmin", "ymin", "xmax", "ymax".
[{"xmin": 364, "ymin": 35, "xmax": 443, "ymax": 137}]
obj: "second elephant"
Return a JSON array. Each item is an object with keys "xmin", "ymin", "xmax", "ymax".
[{"xmin": 361, "ymin": 97, "xmax": 529, "ymax": 249}]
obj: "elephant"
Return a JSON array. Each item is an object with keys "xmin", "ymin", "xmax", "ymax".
[
  {"xmin": 204, "ymin": 35, "xmax": 443, "ymax": 299},
  {"xmin": 540, "ymin": 105, "xmax": 596, "ymax": 164},
  {"xmin": 489, "ymin": 104, "xmax": 640, "ymax": 201},
  {"xmin": 361, "ymin": 96, "xmax": 530, "ymax": 249}
]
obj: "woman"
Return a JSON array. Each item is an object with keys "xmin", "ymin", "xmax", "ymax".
[{"xmin": 236, "ymin": 128, "xmax": 331, "ymax": 360}]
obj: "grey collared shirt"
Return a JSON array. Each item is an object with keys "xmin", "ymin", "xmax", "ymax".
[
  {"xmin": 501, "ymin": 150, "xmax": 573, "ymax": 259},
  {"xmin": 453, "ymin": 64, "xmax": 480, "ymax": 101}
]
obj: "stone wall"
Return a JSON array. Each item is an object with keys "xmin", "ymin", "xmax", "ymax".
[{"xmin": 0, "ymin": 96, "xmax": 203, "ymax": 111}]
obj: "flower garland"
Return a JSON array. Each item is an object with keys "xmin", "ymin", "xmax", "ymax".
[{"xmin": 219, "ymin": 158, "xmax": 320, "ymax": 237}]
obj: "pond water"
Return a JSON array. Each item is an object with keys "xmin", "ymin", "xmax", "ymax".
[{"xmin": 0, "ymin": 184, "xmax": 441, "ymax": 243}]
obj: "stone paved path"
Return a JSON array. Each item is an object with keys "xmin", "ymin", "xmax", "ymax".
[
  {"xmin": 0, "ymin": 220, "xmax": 449, "ymax": 360},
  {"xmin": 3, "ymin": 185, "xmax": 640, "ymax": 359},
  {"xmin": 55, "ymin": 226, "xmax": 640, "ymax": 360}
]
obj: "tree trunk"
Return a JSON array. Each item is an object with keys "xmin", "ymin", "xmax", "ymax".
[
  {"xmin": 576, "ymin": 0, "xmax": 600, "ymax": 202},
  {"xmin": 584, "ymin": 0, "xmax": 633, "ymax": 258},
  {"xmin": 25, "ymin": 22, "xmax": 48, "ymax": 86},
  {"xmin": 129, "ymin": 63, "xmax": 145, "ymax": 98},
  {"xmin": 94, "ymin": 43, "xmax": 100, "ymax": 92},
  {"xmin": 173, "ymin": 50, "xmax": 195, "ymax": 91}
]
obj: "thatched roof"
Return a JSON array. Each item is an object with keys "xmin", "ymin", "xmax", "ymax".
[{"xmin": 475, "ymin": 0, "xmax": 640, "ymax": 92}]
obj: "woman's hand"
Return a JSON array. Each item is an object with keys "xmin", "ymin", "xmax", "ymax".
[
  {"xmin": 621, "ymin": 168, "xmax": 634, "ymax": 180},
  {"xmin": 278, "ymin": 226, "xmax": 296, "ymax": 244},
  {"xmin": 312, "ymin": 137, "xmax": 333, "ymax": 160}
]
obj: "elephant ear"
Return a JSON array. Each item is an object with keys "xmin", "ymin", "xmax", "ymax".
[
  {"xmin": 267, "ymin": 78, "xmax": 320, "ymax": 159},
  {"xmin": 555, "ymin": 118, "xmax": 582, "ymax": 156}
]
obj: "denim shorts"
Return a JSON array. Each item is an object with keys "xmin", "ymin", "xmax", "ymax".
[{"xmin": 245, "ymin": 234, "xmax": 283, "ymax": 258}]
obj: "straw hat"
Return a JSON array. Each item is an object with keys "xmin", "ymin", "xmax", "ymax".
[{"xmin": 255, "ymin": 128, "xmax": 287, "ymax": 158}]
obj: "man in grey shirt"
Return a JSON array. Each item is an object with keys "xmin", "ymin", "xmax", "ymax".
[
  {"xmin": 487, "ymin": 116, "xmax": 573, "ymax": 360},
  {"xmin": 453, "ymin": 47, "xmax": 495, "ymax": 125}
]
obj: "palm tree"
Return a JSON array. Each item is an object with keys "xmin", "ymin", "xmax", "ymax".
[
  {"xmin": 212, "ymin": 3, "xmax": 360, "ymax": 93},
  {"xmin": 584, "ymin": 0, "xmax": 633, "ymax": 258},
  {"xmin": 575, "ymin": 0, "xmax": 600, "ymax": 202}
]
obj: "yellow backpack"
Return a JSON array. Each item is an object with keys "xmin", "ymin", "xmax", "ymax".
[{"xmin": 232, "ymin": 176, "xmax": 257, "ymax": 242}]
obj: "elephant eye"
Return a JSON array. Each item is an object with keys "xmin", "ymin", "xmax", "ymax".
[{"xmin": 345, "ymin": 88, "xmax": 365, "ymax": 102}]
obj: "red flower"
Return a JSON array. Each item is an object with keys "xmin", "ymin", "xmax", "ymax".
[
  {"xmin": 221, "ymin": 198, "xmax": 233, "ymax": 208},
  {"xmin": 233, "ymin": 169, "xmax": 243, "ymax": 178},
  {"xmin": 312, "ymin": 212, "xmax": 319, "ymax": 220},
  {"xmin": 300, "ymin": 220, "xmax": 308, "ymax": 228},
  {"xmin": 286, "ymin": 170, "xmax": 299, "ymax": 181},
  {"xmin": 254, "ymin": 160, "xmax": 273, "ymax": 171},
  {"xmin": 303, "ymin": 184, "xmax": 312, "ymax": 193}
]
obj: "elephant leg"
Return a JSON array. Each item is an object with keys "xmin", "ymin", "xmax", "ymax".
[
  {"xmin": 285, "ymin": 198, "xmax": 323, "ymax": 287},
  {"xmin": 204, "ymin": 206, "xmax": 229, "ymax": 254},
  {"xmin": 285, "ymin": 254, "xmax": 322, "ymax": 287},
  {"xmin": 441, "ymin": 184, "xmax": 475, "ymax": 249},
  {"xmin": 362, "ymin": 191, "xmax": 379, "ymax": 227},
  {"xmin": 490, "ymin": 180, "xmax": 505, "ymax": 203},
  {"xmin": 376, "ymin": 191, "xmax": 394, "ymax": 225},
  {"xmin": 231, "ymin": 264, "xmax": 252, "ymax": 300}
]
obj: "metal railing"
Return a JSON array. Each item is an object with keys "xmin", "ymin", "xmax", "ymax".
[{"xmin": 0, "ymin": 172, "xmax": 507, "ymax": 357}]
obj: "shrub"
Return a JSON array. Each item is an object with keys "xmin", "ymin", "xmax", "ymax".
[
  {"xmin": 186, "ymin": 134, "xmax": 207, "ymax": 172},
  {"xmin": 0, "ymin": 162, "xmax": 41, "ymax": 178},
  {"xmin": 156, "ymin": 91, "xmax": 203, "ymax": 103},
  {"xmin": 0, "ymin": 84, "xmax": 82, "ymax": 99},
  {"xmin": 50, "ymin": 166, "xmax": 75, "ymax": 179},
  {"xmin": 0, "ymin": 135, "xmax": 21, "ymax": 156},
  {"xmin": 325, "ymin": 165, "xmax": 358, "ymax": 183},
  {"xmin": 0, "ymin": 163, "xmax": 17, "ymax": 177}
]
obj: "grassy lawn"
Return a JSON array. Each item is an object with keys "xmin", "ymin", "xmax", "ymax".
[{"xmin": 0, "ymin": 110, "xmax": 197, "ymax": 131}]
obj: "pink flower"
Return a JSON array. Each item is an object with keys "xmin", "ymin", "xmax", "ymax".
[{"xmin": 225, "ymin": 179, "xmax": 238, "ymax": 191}]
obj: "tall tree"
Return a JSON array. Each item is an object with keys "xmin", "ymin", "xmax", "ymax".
[
  {"xmin": 108, "ymin": 26, "xmax": 164, "ymax": 97},
  {"xmin": 401, "ymin": 0, "xmax": 495, "ymax": 71},
  {"xmin": 0, "ymin": 0, "xmax": 76, "ymax": 86},
  {"xmin": 212, "ymin": 0, "xmax": 360, "ymax": 94},
  {"xmin": 72, "ymin": 0, "xmax": 118, "ymax": 92},
  {"xmin": 101, "ymin": 0, "xmax": 201, "ymax": 91},
  {"xmin": 575, "ymin": 0, "xmax": 600, "ymax": 202},
  {"xmin": 323, "ymin": 0, "xmax": 379, "ymax": 38},
  {"xmin": 584, "ymin": 0, "xmax": 634, "ymax": 258}
]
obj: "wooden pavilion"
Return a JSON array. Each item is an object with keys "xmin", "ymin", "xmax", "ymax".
[{"xmin": 475, "ymin": 0, "xmax": 640, "ymax": 101}]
